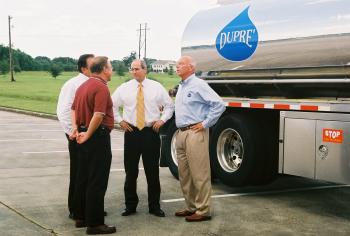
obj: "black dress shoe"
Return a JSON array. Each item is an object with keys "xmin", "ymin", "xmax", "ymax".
[
  {"xmin": 121, "ymin": 208, "xmax": 136, "ymax": 216},
  {"xmin": 149, "ymin": 208, "xmax": 165, "ymax": 217},
  {"xmin": 86, "ymin": 224, "xmax": 116, "ymax": 235}
]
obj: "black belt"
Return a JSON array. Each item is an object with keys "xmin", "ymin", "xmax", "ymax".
[
  {"xmin": 179, "ymin": 124, "xmax": 196, "ymax": 131},
  {"xmin": 78, "ymin": 125, "xmax": 110, "ymax": 134},
  {"xmin": 128, "ymin": 123, "xmax": 152, "ymax": 131}
]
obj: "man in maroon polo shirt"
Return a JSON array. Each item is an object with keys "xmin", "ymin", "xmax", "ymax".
[{"xmin": 71, "ymin": 56, "xmax": 116, "ymax": 235}]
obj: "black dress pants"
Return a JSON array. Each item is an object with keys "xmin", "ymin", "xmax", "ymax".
[
  {"xmin": 73, "ymin": 129, "xmax": 112, "ymax": 227},
  {"xmin": 124, "ymin": 127, "xmax": 161, "ymax": 211},
  {"xmin": 65, "ymin": 134, "xmax": 78, "ymax": 215}
]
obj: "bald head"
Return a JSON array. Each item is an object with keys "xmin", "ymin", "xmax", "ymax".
[{"xmin": 176, "ymin": 56, "xmax": 196, "ymax": 80}]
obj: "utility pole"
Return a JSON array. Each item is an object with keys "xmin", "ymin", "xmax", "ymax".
[
  {"xmin": 138, "ymin": 24, "xmax": 142, "ymax": 59},
  {"xmin": 8, "ymin": 15, "xmax": 15, "ymax": 82},
  {"xmin": 136, "ymin": 23, "xmax": 150, "ymax": 60},
  {"xmin": 144, "ymin": 23, "xmax": 147, "ymax": 60}
]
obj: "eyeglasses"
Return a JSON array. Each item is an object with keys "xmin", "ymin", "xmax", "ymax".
[{"xmin": 130, "ymin": 68, "xmax": 141, "ymax": 71}]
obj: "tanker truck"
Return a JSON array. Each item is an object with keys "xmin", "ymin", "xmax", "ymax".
[{"xmin": 159, "ymin": 0, "xmax": 350, "ymax": 187}]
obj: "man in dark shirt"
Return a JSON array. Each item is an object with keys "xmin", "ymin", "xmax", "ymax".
[{"xmin": 71, "ymin": 56, "xmax": 116, "ymax": 235}]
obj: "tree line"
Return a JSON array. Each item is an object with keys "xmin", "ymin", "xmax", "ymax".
[{"xmin": 0, "ymin": 45, "xmax": 157, "ymax": 78}]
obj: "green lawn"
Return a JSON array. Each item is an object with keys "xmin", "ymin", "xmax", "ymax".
[{"xmin": 0, "ymin": 71, "xmax": 180, "ymax": 114}]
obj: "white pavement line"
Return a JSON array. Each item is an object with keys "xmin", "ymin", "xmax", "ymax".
[
  {"xmin": 110, "ymin": 168, "xmax": 144, "ymax": 172},
  {"xmin": 22, "ymin": 148, "xmax": 124, "ymax": 154},
  {"xmin": 162, "ymin": 184, "xmax": 350, "ymax": 203},
  {"xmin": 0, "ymin": 138, "xmax": 63, "ymax": 142},
  {"xmin": 23, "ymin": 151, "xmax": 68, "ymax": 154}
]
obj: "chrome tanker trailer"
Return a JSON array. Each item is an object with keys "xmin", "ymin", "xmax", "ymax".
[{"xmin": 160, "ymin": 0, "xmax": 350, "ymax": 187}]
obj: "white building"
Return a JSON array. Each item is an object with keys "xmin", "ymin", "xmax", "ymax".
[{"xmin": 151, "ymin": 60, "xmax": 176, "ymax": 73}]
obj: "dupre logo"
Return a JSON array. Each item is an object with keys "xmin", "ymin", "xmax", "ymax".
[{"xmin": 215, "ymin": 6, "xmax": 258, "ymax": 61}]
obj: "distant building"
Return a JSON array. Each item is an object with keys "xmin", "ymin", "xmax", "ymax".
[{"xmin": 151, "ymin": 60, "xmax": 176, "ymax": 73}]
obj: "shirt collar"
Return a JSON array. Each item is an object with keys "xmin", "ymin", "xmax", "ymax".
[
  {"xmin": 133, "ymin": 78, "xmax": 148, "ymax": 87},
  {"xmin": 79, "ymin": 73, "xmax": 89, "ymax": 80},
  {"xmin": 90, "ymin": 76, "xmax": 107, "ymax": 85},
  {"xmin": 180, "ymin": 74, "xmax": 195, "ymax": 85}
]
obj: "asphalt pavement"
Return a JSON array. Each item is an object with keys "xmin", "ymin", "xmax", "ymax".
[{"xmin": 0, "ymin": 110, "xmax": 350, "ymax": 236}]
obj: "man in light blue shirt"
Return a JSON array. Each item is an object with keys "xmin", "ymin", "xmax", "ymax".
[{"xmin": 174, "ymin": 56, "xmax": 225, "ymax": 222}]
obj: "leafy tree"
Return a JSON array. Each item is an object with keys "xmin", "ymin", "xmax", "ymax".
[
  {"xmin": 14, "ymin": 65, "xmax": 21, "ymax": 73},
  {"xmin": 13, "ymin": 49, "xmax": 35, "ymax": 71},
  {"xmin": 52, "ymin": 57, "xmax": 76, "ymax": 71},
  {"xmin": 112, "ymin": 60, "xmax": 127, "ymax": 76},
  {"xmin": 122, "ymin": 51, "xmax": 137, "ymax": 69},
  {"xmin": 34, "ymin": 56, "xmax": 52, "ymax": 71},
  {"xmin": 0, "ymin": 45, "xmax": 9, "ymax": 61},
  {"xmin": 163, "ymin": 67, "xmax": 169, "ymax": 73},
  {"xmin": 0, "ymin": 60, "xmax": 9, "ymax": 74},
  {"xmin": 49, "ymin": 64, "xmax": 63, "ymax": 78},
  {"xmin": 168, "ymin": 66, "xmax": 174, "ymax": 75},
  {"xmin": 144, "ymin": 58, "xmax": 156, "ymax": 72}
]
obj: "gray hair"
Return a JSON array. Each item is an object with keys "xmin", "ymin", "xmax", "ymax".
[{"xmin": 132, "ymin": 59, "xmax": 148, "ymax": 70}]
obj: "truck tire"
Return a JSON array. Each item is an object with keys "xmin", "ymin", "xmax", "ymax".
[
  {"xmin": 209, "ymin": 114, "xmax": 263, "ymax": 187},
  {"xmin": 163, "ymin": 120, "xmax": 179, "ymax": 179}
]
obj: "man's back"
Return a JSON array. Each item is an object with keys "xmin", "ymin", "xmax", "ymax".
[
  {"xmin": 73, "ymin": 77, "xmax": 113, "ymax": 130},
  {"xmin": 57, "ymin": 73, "xmax": 89, "ymax": 134}
]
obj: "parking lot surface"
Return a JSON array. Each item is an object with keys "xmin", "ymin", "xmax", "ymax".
[{"xmin": 0, "ymin": 110, "xmax": 350, "ymax": 236}]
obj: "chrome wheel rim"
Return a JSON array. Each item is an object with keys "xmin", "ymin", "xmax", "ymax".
[
  {"xmin": 170, "ymin": 130, "xmax": 179, "ymax": 167},
  {"xmin": 216, "ymin": 128, "xmax": 244, "ymax": 173}
]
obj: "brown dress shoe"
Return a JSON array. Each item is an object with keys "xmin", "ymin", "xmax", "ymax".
[
  {"xmin": 175, "ymin": 209, "xmax": 195, "ymax": 217},
  {"xmin": 75, "ymin": 219, "xmax": 86, "ymax": 228},
  {"xmin": 86, "ymin": 224, "xmax": 116, "ymax": 235},
  {"xmin": 185, "ymin": 213, "xmax": 211, "ymax": 222}
]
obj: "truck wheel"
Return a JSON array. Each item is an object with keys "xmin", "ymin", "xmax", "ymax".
[
  {"xmin": 209, "ymin": 114, "xmax": 263, "ymax": 187},
  {"xmin": 163, "ymin": 120, "xmax": 179, "ymax": 179}
]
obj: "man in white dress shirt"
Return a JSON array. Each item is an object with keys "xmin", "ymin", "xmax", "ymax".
[
  {"xmin": 57, "ymin": 54, "xmax": 94, "ymax": 219},
  {"xmin": 112, "ymin": 59, "xmax": 174, "ymax": 217}
]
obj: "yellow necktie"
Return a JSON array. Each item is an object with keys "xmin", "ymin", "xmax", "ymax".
[{"xmin": 136, "ymin": 83, "xmax": 145, "ymax": 130}]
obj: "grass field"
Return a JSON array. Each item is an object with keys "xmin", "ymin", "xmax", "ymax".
[{"xmin": 0, "ymin": 71, "xmax": 180, "ymax": 114}]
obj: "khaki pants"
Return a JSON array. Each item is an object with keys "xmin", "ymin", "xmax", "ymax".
[{"xmin": 176, "ymin": 129, "xmax": 211, "ymax": 216}]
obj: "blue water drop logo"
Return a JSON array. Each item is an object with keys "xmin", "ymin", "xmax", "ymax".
[{"xmin": 216, "ymin": 6, "xmax": 259, "ymax": 61}]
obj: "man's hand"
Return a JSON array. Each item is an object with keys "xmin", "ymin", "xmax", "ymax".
[
  {"xmin": 190, "ymin": 122, "xmax": 204, "ymax": 132},
  {"xmin": 76, "ymin": 132, "xmax": 90, "ymax": 144},
  {"xmin": 69, "ymin": 128, "xmax": 78, "ymax": 140},
  {"xmin": 120, "ymin": 120, "xmax": 133, "ymax": 132},
  {"xmin": 152, "ymin": 120, "xmax": 165, "ymax": 132}
]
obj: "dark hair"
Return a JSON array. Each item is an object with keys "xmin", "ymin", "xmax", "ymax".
[
  {"xmin": 77, "ymin": 54, "xmax": 94, "ymax": 73},
  {"xmin": 90, "ymin": 56, "xmax": 109, "ymax": 74}
]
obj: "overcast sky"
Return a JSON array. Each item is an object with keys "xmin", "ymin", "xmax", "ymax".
[{"xmin": 0, "ymin": 0, "xmax": 217, "ymax": 61}]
